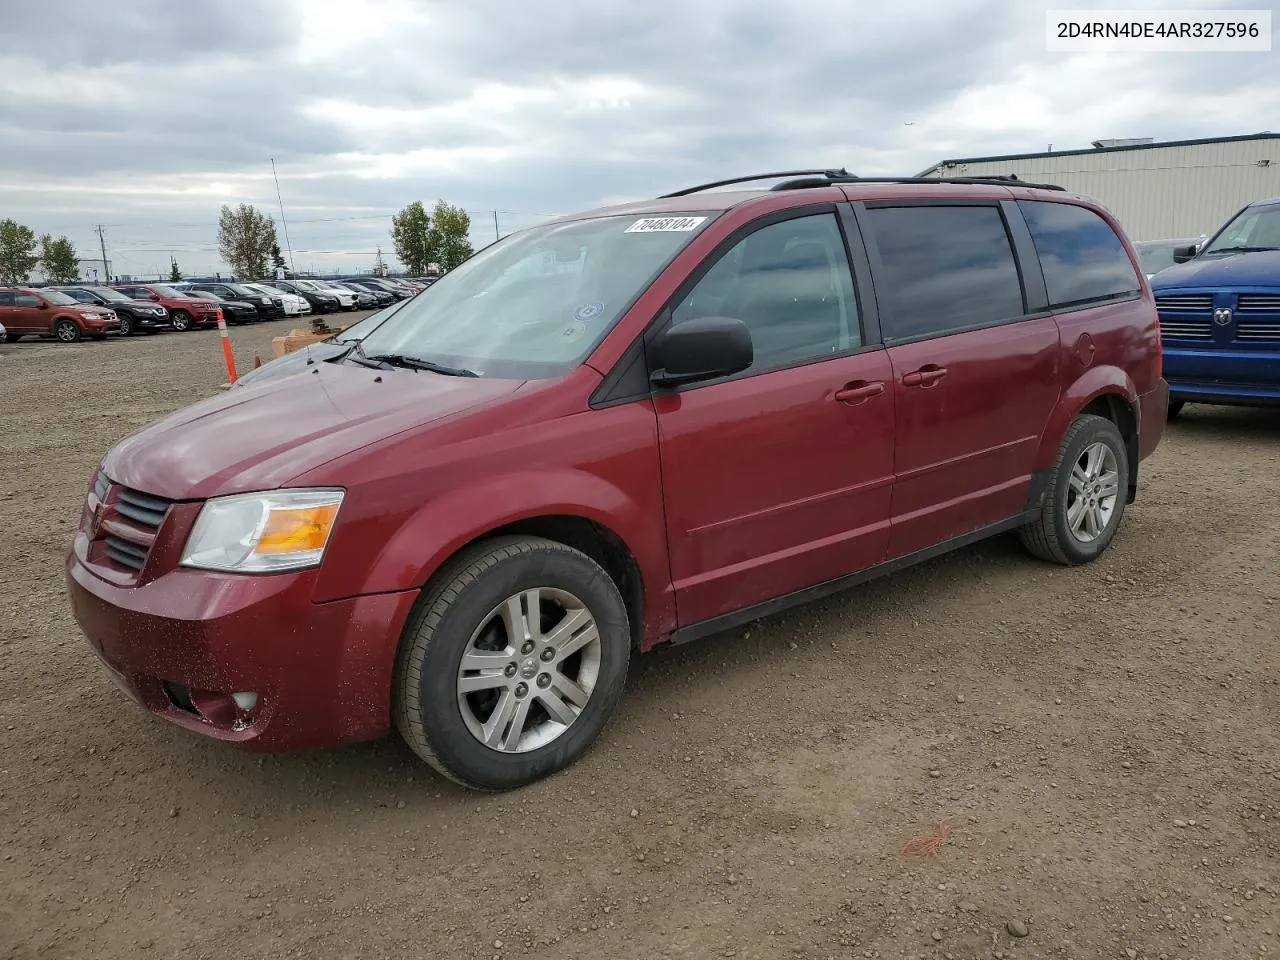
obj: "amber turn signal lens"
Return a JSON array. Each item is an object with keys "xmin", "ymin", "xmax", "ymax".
[{"xmin": 256, "ymin": 504, "xmax": 340, "ymax": 554}]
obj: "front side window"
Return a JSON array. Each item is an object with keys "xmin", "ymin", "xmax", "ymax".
[
  {"xmin": 65, "ymin": 289, "xmax": 94, "ymax": 302},
  {"xmin": 1200, "ymin": 202, "xmax": 1280, "ymax": 255},
  {"xmin": 355, "ymin": 212, "xmax": 714, "ymax": 379},
  {"xmin": 1019, "ymin": 200, "xmax": 1140, "ymax": 307},
  {"xmin": 867, "ymin": 204, "xmax": 1025, "ymax": 342},
  {"xmin": 671, "ymin": 213, "xmax": 860, "ymax": 371},
  {"xmin": 42, "ymin": 290, "xmax": 78, "ymax": 306},
  {"xmin": 15, "ymin": 294, "xmax": 40, "ymax": 307}
]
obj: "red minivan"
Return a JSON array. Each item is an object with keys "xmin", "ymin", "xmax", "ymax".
[{"xmin": 66, "ymin": 172, "xmax": 1169, "ymax": 789}]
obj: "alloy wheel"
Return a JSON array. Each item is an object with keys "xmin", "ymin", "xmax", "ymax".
[
  {"xmin": 456, "ymin": 587, "xmax": 602, "ymax": 753},
  {"xmin": 1066, "ymin": 441, "xmax": 1121, "ymax": 543}
]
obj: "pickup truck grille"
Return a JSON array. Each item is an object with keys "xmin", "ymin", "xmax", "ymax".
[
  {"xmin": 1155, "ymin": 294, "xmax": 1214, "ymax": 342},
  {"xmin": 87, "ymin": 476, "xmax": 174, "ymax": 576},
  {"xmin": 1237, "ymin": 294, "xmax": 1280, "ymax": 314}
]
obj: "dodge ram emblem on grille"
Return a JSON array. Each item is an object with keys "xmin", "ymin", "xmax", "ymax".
[
  {"xmin": 1213, "ymin": 307, "xmax": 1232, "ymax": 325},
  {"xmin": 88, "ymin": 500, "xmax": 105, "ymax": 538}
]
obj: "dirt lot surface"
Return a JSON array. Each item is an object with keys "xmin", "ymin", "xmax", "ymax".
[{"xmin": 2, "ymin": 318, "xmax": 1278, "ymax": 960}]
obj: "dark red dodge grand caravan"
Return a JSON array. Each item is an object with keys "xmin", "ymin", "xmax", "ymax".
[{"xmin": 66, "ymin": 170, "xmax": 1169, "ymax": 790}]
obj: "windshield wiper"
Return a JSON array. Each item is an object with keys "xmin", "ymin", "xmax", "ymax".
[
  {"xmin": 348, "ymin": 340, "xmax": 478, "ymax": 377},
  {"xmin": 1204, "ymin": 245, "xmax": 1280, "ymax": 255}
]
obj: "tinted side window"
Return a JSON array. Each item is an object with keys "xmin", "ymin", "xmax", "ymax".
[
  {"xmin": 15, "ymin": 294, "xmax": 40, "ymax": 307},
  {"xmin": 1018, "ymin": 200, "xmax": 1140, "ymax": 307},
  {"xmin": 672, "ymin": 213, "xmax": 860, "ymax": 371},
  {"xmin": 867, "ymin": 205, "xmax": 1025, "ymax": 342},
  {"xmin": 68, "ymin": 290, "xmax": 93, "ymax": 302},
  {"xmin": 0, "ymin": 292, "xmax": 13, "ymax": 306}
]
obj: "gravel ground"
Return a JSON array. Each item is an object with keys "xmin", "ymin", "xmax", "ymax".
[{"xmin": 2, "ymin": 318, "xmax": 1278, "ymax": 960}]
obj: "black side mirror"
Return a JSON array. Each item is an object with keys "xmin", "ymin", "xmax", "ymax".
[
  {"xmin": 649, "ymin": 315, "xmax": 753, "ymax": 388},
  {"xmin": 1172, "ymin": 244, "xmax": 1198, "ymax": 263}
]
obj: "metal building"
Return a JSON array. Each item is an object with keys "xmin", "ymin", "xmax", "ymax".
[{"xmin": 917, "ymin": 133, "xmax": 1280, "ymax": 241}]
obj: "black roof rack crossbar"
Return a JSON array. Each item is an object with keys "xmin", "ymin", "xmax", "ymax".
[
  {"xmin": 658, "ymin": 169, "xmax": 852, "ymax": 198},
  {"xmin": 772, "ymin": 173, "xmax": 1067, "ymax": 192}
]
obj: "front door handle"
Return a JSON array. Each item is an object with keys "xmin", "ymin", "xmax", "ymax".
[
  {"xmin": 901, "ymin": 364, "xmax": 948, "ymax": 387},
  {"xmin": 833, "ymin": 380, "xmax": 885, "ymax": 404}
]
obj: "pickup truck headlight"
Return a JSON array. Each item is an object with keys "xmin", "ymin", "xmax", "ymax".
[{"xmin": 180, "ymin": 489, "xmax": 344, "ymax": 573}]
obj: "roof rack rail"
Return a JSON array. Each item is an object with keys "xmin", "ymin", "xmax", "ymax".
[
  {"xmin": 771, "ymin": 173, "xmax": 1066, "ymax": 192},
  {"xmin": 658, "ymin": 169, "xmax": 852, "ymax": 198}
]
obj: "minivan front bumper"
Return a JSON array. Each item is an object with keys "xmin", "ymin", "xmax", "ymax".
[{"xmin": 65, "ymin": 543, "xmax": 418, "ymax": 751}]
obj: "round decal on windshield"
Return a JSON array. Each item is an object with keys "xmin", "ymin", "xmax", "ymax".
[{"xmin": 573, "ymin": 302, "xmax": 604, "ymax": 322}]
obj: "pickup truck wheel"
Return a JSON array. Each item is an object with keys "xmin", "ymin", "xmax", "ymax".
[
  {"xmin": 394, "ymin": 536, "xmax": 630, "ymax": 791},
  {"xmin": 1019, "ymin": 414, "xmax": 1129, "ymax": 566},
  {"xmin": 1167, "ymin": 400, "xmax": 1186, "ymax": 420},
  {"xmin": 54, "ymin": 318, "xmax": 81, "ymax": 342}
]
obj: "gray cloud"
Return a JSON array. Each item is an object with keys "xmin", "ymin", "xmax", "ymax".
[{"xmin": 1, "ymin": 0, "xmax": 1276, "ymax": 277}]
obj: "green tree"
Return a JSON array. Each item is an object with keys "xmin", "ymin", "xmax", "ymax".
[
  {"xmin": 217, "ymin": 204, "xmax": 278, "ymax": 279},
  {"xmin": 270, "ymin": 242, "xmax": 287, "ymax": 274},
  {"xmin": 0, "ymin": 218, "xmax": 40, "ymax": 285},
  {"xmin": 169, "ymin": 259, "xmax": 183, "ymax": 282},
  {"xmin": 390, "ymin": 200, "xmax": 436, "ymax": 275},
  {"xmin": 428, "ymin": 201, "xmax": 474, "ymax": 273},
  {"xmin": 39, "ymin": 234, "xmax": 80, "ymax": 283}
]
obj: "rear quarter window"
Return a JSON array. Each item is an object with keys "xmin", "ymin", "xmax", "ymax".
[{"xmin": 1018, "ymin": 201, "xmax": 1141, "ymax": 308}]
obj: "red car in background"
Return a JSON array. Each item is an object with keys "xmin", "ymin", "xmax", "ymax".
[
  {"xmin": 0, "ymin": 287, "xmax": 121, "ymax": 342},
  {"xmin": 112, "ymin": 283, "xmax": 221, "ymax": 331}
]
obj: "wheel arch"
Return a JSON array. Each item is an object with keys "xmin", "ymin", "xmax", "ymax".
[{"xmin": 1036, "ymin": 365, "xmax": 1140, "ymax": 502}]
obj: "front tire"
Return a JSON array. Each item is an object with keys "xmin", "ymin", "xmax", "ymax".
[
  {"xmin": 54, "ymin": 318, "xmax": 81, "ymax": 343},
  {"xmin": 394, "ymin": 536, "xmax": 630, "ymax": 791},
  {"xmin": 1019, "ymin": 414, "xmax": 1130, "ymax": 565},
  {"xmin": 118, "ymin": 315, "xmax": 134, "ymax": 337},
  {"xmin": 1167, "ymin": 400, "xmax": 1186, "ymax": 420},
  {"xmin": 170, "ymin": 310, "xmax": 192, "ymax": 332}
]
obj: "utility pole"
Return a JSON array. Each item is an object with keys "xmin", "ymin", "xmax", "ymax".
[
  {"xmin": 270, "ymin": 158, "xmax": 297, "ymax": 276},
  {"xmin": 493, "ymin": 210, "xmax": 500, "ymax": 242},
  {"xmin": 95, "ymin": 224, "xmax": 109, "ymax": 282}
]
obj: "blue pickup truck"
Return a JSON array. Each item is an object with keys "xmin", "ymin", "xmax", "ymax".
[{"xmin": 1152, "ymin": 196, "xmax": 1280, "ymax": 417}]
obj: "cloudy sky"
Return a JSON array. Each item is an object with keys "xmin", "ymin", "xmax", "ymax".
[{"xmin": 2, "ymin": 0, "xmax": 1276, "ymax": 278}]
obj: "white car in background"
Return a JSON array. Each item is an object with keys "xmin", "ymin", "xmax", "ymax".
[
  {"xmin": 244, "ymin": 282, "xmax": 310, "ymax": 316},
  {"xmin": 307, "ymin": 280, "xmax": 358, "ymax": 311}
]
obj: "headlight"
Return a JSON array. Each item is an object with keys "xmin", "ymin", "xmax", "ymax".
[{"xmin": 180, "ymin": 489, "xmax": 344, "ymax": 573}]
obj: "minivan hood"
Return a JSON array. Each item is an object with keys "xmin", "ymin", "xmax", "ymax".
[
  {"xmin": 1152, "ymin": 250, "xmax": 1280, "ymax": 290},
  {"xmin": 103, "ymin": 362, "xmax": 523, "ymax": 500}
]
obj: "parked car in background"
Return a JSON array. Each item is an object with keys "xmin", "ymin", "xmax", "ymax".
[
  {"xmin": 0, "ymin": 287, "xmax": 121, "ymax": 342},
  {"xmin": 345, "ymin": 277, "xmax": 412, "ymax": 301},
  {"xmin": 232, "ymin": 302, "xmax": 406, "ymax": 388},
  {"xmin": 66, "ymin": 171, "xmax": 1168, "ymax": 791},
  {"xmin": 264, "ymin": 279, "xmax": 341, "ymax": 314},
  {"xmin": 186, "ymin": 289, "xmax": 260, "ymax": 324},
  {"xmin": 54, "ymin": 285, "xmax": 169, "ymax": 336},
  {"xmin": 1152, "ymin": 196, "xmax": 1280, "ymax": 416},
  {"xmin": 328, "ymin": 280, "xmax": 386, "ymax": 309},
  {"xmin": 243, "ymin": 283, "xmax": 310, "ymax": 316},
  {"xmin": 1134, "ymin": 237, "xmax": 1204, "ymax": 279},
  {"xmin": 113, "ymin": 284, "xmax": 221, "ymax": 332},
  {"xmin": 307, "ymin": 280, "xmax": 359, "ymax": 311},
  {"xmin": 186, "ymin": 282, "xmax": 284, "ymax": 319}
]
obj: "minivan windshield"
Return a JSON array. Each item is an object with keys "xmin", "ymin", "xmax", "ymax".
[
  {"xmin": 1201, "ymin": 202, "xmax": 1280, "ymax": 256},
  {"xmin": 354, "ymin": 212, "xmax": 714, "ymax": 379}
]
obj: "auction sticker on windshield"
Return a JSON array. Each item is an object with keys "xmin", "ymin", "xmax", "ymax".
[{"xmin": 624, "ymin": 216, "xmax": 708, "ymax": 233}]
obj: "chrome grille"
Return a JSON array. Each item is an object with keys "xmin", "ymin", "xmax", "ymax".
[
  {"xmin": 89, "ymin": 477, "xmax": 174, "ymax": 575},
  {"xmin": 1155, "ymin": 294, "xmax": 1214, "ymax": 312},
  {"xmin": 1159, "ymin": 320, "xmax": 1213, "ymax": 340},
  {"xmin": 1237, "ymin": 294, "xmax": 1280, "ymax": 314},
  {"xmin": 1237, "ymin": 323, "xmax": 1280, "ymax": 342}
]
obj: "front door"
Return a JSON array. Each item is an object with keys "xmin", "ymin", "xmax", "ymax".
[
  {"xmin": 860, "ymin": 202, "xmax": 1061, "ymax": 558},
  {"xmin": 652, "ymin": 211, "xmax": 896, "ymax": 626}
]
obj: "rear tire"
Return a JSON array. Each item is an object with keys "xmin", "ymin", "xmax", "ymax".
[
  {"xmin": 394, "ymin": 536, "xmax": 630, "ymax": 791},
  {"xmin": 1019, "ymin": 414, "xmax": 1130, "ymax": 566},
  {"xmin": 1167, "ymin": 400, "xmax": 1186, "ymax": 420}
]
